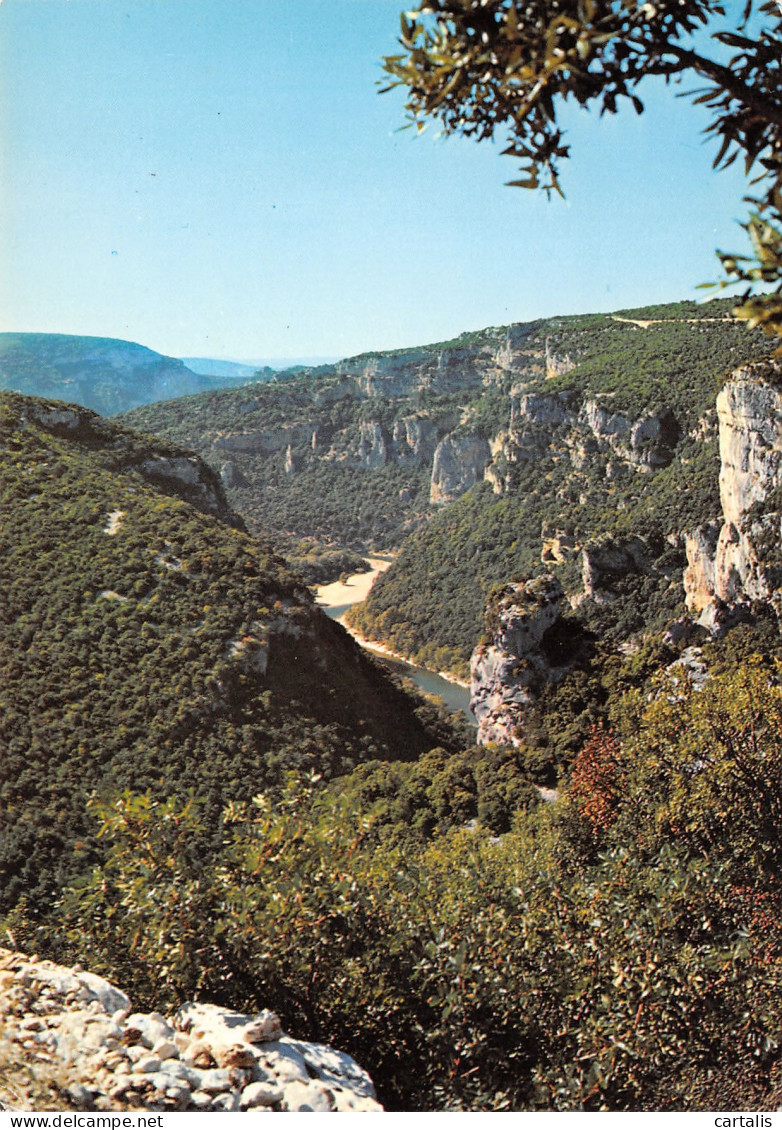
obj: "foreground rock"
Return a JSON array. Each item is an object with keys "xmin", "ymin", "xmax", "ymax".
[{"xmin": 0, "ymin": 950, "xmax": 382, "ymax": 1112}]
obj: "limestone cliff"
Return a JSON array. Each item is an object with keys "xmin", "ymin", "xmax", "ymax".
[
  {"xmin": 684, "ymin": 361, "xmax": 782, "ymax": 628},
  {"xmin": 470, "ymin": 576, "xmax": 567, "ymax": 746},
  {"xmin": 430, "ymin": 432, "xmax": 492, "ymax": 504},
  {"xmin": 333, "ymin": 321, "xmax": 546, "ymax": 398},
  {"xmin": 213, "ymin": 422, "xmax": 315, "ymax": 456},
  {"xmin": 489, "ymin": 391, "xmax": 680, "ymax": 487},
  {"xmin": 391, "ymin": 413, "xmax": 444, "ymax": 468}
]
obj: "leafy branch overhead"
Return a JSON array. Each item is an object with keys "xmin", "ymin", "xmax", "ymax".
[{"xmin": 382, "ymin": 0, "xmax": 782, "ymax": 339}]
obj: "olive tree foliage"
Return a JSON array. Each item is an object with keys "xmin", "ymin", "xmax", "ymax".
[{"xmin": 382, "ymin": 0, "xmax": 782, "ymax": 341}]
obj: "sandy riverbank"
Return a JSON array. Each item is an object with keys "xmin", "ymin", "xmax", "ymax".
[
  {"xmin": 314, "ymin": 556, "xmax": 393, "ymax": 610},
  {"xmin": 344, "ymin": 624, "xmax": 471, "ymax": 690},
  {"xmin": 315, "ymin": 558, "xmax": 470, "ymax": 691}
]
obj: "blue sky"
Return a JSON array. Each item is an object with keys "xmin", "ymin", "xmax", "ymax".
[{"xmin": 0, "ymin": 0, "xmax": 757, "ymax": 362}]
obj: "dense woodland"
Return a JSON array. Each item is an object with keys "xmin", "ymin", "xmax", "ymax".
[
  {"xmin": 0, "ymin": 393, "xmax": 462, "ymax": 915},
  {"xmin": 15, "ymin": 642, "xmax": 782, "ymax": 1111}
]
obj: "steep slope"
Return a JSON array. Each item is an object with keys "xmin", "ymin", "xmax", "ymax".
[
  {"xmin": 0, "ymin": 334, "xmax": 270, "ymax": 415},
  {"xmin": 121, "ymin": 299, "xmax": 772, "ymax": 675},
  {"xmin": 0, "ymin": 392, "xmax": 459, "ymax": 916}
]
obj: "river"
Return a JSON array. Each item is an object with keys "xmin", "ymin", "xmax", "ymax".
[{"xmin": 315, "ymin": 559, "xmax": 475, "ymax": 723}]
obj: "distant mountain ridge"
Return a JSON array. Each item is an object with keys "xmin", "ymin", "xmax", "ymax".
[
  {"xmin": 0, "ymin": 333, "xmax": 278, "ymax": 416},
  {"xmin": 181, "ymin": 357, "xmax": 269, "ymax": 379},
  {"xmin": 182, "ymin": 356, "xmax": 339, "ymax": 376}
]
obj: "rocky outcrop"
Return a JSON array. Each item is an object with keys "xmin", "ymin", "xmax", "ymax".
[
  {"xmin": 541, "ymin": 530, "xmax": 578, "ymax": 565},
  {"xmin": 15, "ymin": 395, "xmax": 242, "ymax": 529},
  {"xmin": 577, "ymin": 401, "xmax": 679, "ymax": 471},
  {"xmin": 333, "ymin": 323, "xmax": 545, "ymax": 399},
  {"xmin": 545, "ymin": 338, "xmax": 576, "ymax": 379},
  {"xmin": 684, "ymin": 362, "xmax": 782, "ymax": 627},
  {"xmin": 0, "ymin": 950, "xmax": 382, "ymax": 1113},
  {"xmin": 579, "ymin": 535, "xmax": 649, "ymax": 603},
  {"xmin": 430, "ymin": 433, "xmax": 492, "ymax": 504},
  {"xmin": 486, "ymin": 392, "xmax": 679, "ymax": 492},
  {"xmin": 213, "ymin": 423, "xmax": 314, "ymax": 456},
  {"xmin": 470, "ymin": 576, "xmax": 567, "ymax": 746},
  {"xmin": 18, "ymin": 403, "xmax": 83, "ymax": 433},
  {"xmin": 220, "ymin": 460, "xmax": 250, "ymax": 490},
  {"xmin": 683, "ymin": 523, "xmax": 722, "ymax": 614},
  {"xmin": 718, "ymin": 364, "xmax": 782, "ymax": 526},
  {"xmin": 391, "ymin": 414, "xmax": 444, "ymax": 468},
  {"xmin": 136, "ymin": 455, "xmax": 236, "ymax": 522},
  {"xmin": 510, "ymin": 389, "xmax": 574, "ymax": 428},
  {"xmin": 336, "ymin": 347, "xmax": 487, "ymax": 398},
  {"xmin": 355, "ymin": 421, "xmax": 389, "ymax": 470}
]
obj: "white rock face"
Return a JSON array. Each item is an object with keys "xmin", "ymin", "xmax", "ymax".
[
  {"xmin": 511, "ymin": 390, "xmax": 573, "ymax": 428},
  {"xmin": 213, "ymin": 423, "xmax": 314, "ymax": 456},
  {"xmin": 545, "ymin": 338, "xmax": 576, "ymax": 379},
  {"xmin": 430, "ymin": 433, "xmax": 492, "ymax": 504},
  {"xmin": 337, "ymin": 346, "xmax": 493, "ymax": 398},
  {"xmin": 0, "ymin": 949, "xmax": 383, "ymax": 1113},
  {"xmin": 577, "ymin": 401, "xmax": 678, "ymax": 470},
  {"xmin": 391, "ymin": 414, "xmax": 443, "ymax": 468},
  {"xmin": 485, "ymin": 390, "xmax": 678, "ymax": 495},
  {"xmin": 684, "ymin": 362, "xmax": 782, "ymax": 626},
  {"xmin": 717, "ymin": 371, "xmax": 782, "ymax": 527},
  {"xmin": 470, "ymin": 576, "xmax": 566, "ymax": 746},
  {"xmin": 136, "ymin": 455, "xmax": 236, "ymax": 520},
  {"xmin": 355, "ymin": 420, "xmax": 389, "ymax": 470},
  {"xmin": 683, "ymin": 523, "xmax": 721, "ymax": 614}
]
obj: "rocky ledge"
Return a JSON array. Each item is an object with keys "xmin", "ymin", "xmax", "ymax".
[{"xmin": 0, "ymin": 950, "xmax": 382, "ymax": 1113}]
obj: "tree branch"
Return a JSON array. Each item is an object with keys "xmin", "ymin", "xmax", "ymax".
[{"xmin": 661, "ymin": 42, "xmax": 782, "ymax": 133}]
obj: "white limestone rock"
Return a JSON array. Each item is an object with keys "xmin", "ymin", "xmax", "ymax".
[
  {"xmin": 0, "ymin": 949, "xmax": 383, "ymax": 1113},
  {"xmin": 430, "ymin": 432, "xmax": 492, "ymax": 504},
  {"xmin": 470, "ymin": 575, "xmax": 568, "ymax": 747},
  {"xmin": 683, "ymin": 361, "xmax": 782, "ymax": 628}
]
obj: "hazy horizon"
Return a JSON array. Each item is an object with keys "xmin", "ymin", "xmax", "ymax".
[{"xmin": 0, "ymin": 0, "xmax": 756, "ymax": 361}]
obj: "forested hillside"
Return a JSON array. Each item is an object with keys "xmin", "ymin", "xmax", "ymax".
[
  {"xmin": 0, "ymin": 392, "xmax": 463, "ymax": 915},
  {"xmin": 121, "ymin": 299, "xmax": 772, "ymax": 673}
]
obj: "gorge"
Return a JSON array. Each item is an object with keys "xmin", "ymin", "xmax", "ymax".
[{"xmin": 1, "ymin": 299, "xmax": 781, "ymax": 1112}]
